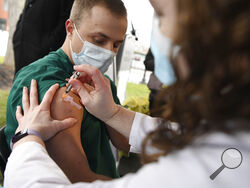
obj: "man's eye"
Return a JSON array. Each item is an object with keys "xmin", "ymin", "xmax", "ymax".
[
  {"xmin": 93, "ymin": 37, "xmax": 105, "ymax": 45},
  {"xmin": 94, "ymin": 40, "xmax": 104, "ymax": 45}
]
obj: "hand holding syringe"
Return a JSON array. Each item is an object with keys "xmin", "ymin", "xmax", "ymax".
[
  {"xmin": 63, "ymin": 70, "xmax": 95, "ymax": 110},
  {"xmin": 63, "ymin": 71, "xmax": 82, "ymax": 110}
]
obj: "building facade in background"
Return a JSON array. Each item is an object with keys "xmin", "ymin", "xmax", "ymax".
[{"xmin": 0, "ymin": 0, "xmax": 8, "ymax": 31}]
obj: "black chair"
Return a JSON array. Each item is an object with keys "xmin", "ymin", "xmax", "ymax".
[{"xmin": 0, "ymin": 126, "xmax": 11, "ymax": 176}]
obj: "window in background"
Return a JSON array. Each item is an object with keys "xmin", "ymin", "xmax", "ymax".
[{"xmin": 0, "ymin": 19, "xmax": 6, "ymax": 30}]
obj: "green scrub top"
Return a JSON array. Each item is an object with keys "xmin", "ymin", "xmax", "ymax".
[{"xmin": 5, "ymin": 48, "xmax": 120, "ymax": 178}]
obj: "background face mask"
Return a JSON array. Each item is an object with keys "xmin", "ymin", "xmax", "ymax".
[
  {"xmin": 150, "ymin": 17, "xmax": 178, "ymax": 86},
  {"xmin": 70, "ymin": 24, "xmax": 115, "ymax": 73}
]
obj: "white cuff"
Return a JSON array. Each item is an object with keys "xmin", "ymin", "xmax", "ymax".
[{"xmin": 129, "ymin": 113, "xmax": 160, "ymax": 153}]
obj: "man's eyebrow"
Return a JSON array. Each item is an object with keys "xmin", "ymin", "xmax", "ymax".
[
  {"xmin": 91, "ymin": 32, "xmax": 110, "ymax": 39},
  {"xmin": 92, "ymin": 32, "xmax": 124, "ymax": 43}
]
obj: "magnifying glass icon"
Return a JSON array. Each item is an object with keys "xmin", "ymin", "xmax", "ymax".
[{"xmin": 210, "ymin": 148, "xmax": 243, "ymax": 180}]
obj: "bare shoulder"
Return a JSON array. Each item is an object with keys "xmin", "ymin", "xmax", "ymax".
[{"xmin": 50, "ymin": 86, "xmax": 84, "ymax": 121}]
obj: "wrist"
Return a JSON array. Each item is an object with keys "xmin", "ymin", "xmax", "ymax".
[
  {"xmin": 12, "ymin": 135, "xmax": 45, "ymax": 150},
  {"xmin": 105, "ymin": 106, "xmax": 135, "ymax": 138},
  {"xmin": 11, "ymin": 129, "xmax": 43, "ymax": 150},
  {"xmin": 104, "ymin": 104, "xmax": 121, "ymax": 123}
]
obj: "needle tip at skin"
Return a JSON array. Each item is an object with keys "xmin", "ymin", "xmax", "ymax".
[{"xmin": 65, "ymin": 84, "xmax": 72, "ymax": 93}]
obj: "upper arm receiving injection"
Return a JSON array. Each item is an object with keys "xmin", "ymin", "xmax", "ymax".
[
  {"xmin": 47, "ymin": 86, "xmax": 85, "ymax": 156},
  {"xmin": 50, "ymin": 86, "xmax": 83, "ymax": 124}
]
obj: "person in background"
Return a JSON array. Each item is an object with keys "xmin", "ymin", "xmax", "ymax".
[
  {"xmin": 143, "ymin": 48, "xmax": 162, "ymax": 113},
  {"xmin": 4, "ymin": 0, "xmax": 250, "ymax": 187},
  {"xmin": 13, "ymin": 0, "xmax": 74, "ymax": 75}
]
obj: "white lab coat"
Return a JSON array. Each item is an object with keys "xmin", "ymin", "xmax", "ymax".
[{"xmin": 4, "ymin": 113, "xmax": 250, "ymax": 188}]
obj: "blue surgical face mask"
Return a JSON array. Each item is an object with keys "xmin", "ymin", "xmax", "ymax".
[
  {"xmin": 70, "ymin": 24, "xmax": 115, "ymax": 73},
  {"xmin": 150, "ymin": 17, "xmax": 179, "ymax": 86}
]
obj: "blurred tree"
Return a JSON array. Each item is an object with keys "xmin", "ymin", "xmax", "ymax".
[{"xmin": 4, "ymin": 0, "xmax": 25, "ymax": 68}]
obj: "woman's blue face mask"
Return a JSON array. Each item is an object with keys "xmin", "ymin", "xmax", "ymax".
[{"xmin": 150, "ymin": 17, "xmax": 179, "ymax": 86}]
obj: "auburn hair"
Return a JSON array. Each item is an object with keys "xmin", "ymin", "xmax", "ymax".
[{"xmin": 142, "ymin": 0, "xmax": 250, "ymax": 163}]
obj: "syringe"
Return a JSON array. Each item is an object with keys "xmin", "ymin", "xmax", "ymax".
[{"xmin": 65, "ymin": 71, "xmax": 81, "ymax": 93}]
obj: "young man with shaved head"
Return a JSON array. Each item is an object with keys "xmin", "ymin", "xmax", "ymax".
[{"xmin": 5, "ymin": 0, "xmax": 128, "ymax": 183}]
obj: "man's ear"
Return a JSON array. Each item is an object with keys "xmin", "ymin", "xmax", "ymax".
[{"xmin": 65, "ymin": 19, "xmax": 74, "ymax": 39}]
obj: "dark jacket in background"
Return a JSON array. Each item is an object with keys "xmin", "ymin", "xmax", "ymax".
[
  {"xmin": 13, "ymin": 0, "xmax": 74, "ymax": 75},
  {"xmin": 143, "ymin": 48, "xmax": 154, "ymax": 72},
  {"xmin": 143, "ymin": 48, "xmax": 162, "ymax": 113}
]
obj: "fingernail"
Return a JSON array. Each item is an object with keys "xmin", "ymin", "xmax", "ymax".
[{"xmin": 74, "ymin": 65, "xmax": 80, "ymax": 69}]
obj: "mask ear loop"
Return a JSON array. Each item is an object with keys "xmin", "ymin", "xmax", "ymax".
[
  {"xmin": 70, "ymin": 23, "xmax": 85, "ymax": 58},
  {"xmin": 73, "ymin": 23, "xmax": 85, "ymax": 43},
  {"xmin": 69, "ymin": 40, "xmax": 74, "ymax": 55}
]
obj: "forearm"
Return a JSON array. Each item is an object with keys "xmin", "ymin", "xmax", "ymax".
[
  {"xmin": 13, "ymin": 135, "xmax": 45, "ymax": 150},
  {"xmin": 107, "ymin": 110, "xmax": 162, "ymax": 154},
  {"xmin": 105, "ymin": 105, "xmax": 136, "ymax": 139}
]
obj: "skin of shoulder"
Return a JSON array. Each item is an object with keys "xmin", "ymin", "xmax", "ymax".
[{"xmin": 50, "ymin": 86, "xmax": 83, "ymax": 140}]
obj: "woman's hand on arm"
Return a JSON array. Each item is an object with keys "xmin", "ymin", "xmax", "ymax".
[{"xmin": 14, "ymin": 80, "xmax": 77, "ymax": 149}]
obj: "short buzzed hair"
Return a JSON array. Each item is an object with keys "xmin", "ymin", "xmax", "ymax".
[{"xmin": 70, "ymin": 0, "xmax": 127, "ymax": 26}]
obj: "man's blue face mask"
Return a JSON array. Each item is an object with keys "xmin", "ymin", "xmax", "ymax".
[{"xmin": 150, "ymin": 17, "xmax": 179, "ymax": 86}]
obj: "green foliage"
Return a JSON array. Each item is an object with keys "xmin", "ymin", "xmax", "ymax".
[
  {"xmin": 0, "ymin": 56, "xmax": 4, "ymax": 64},
  {"xmin": 124, "ymin": 82, "xmax": 150, "ymax": 115},
  {"xmin": 0, "ymin": 89, "xmax": 9, "ymax": 184},
  {"xmin": 126, "ymin": 82, "xmax": 150, "ymax": 99},
  {"xmin": 0, "ymin": 89, "xmax": 9, "ymax": 127},
  {"xmin": 123, "ymin": 96, "xmax": 150, "ymax": 115}
]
